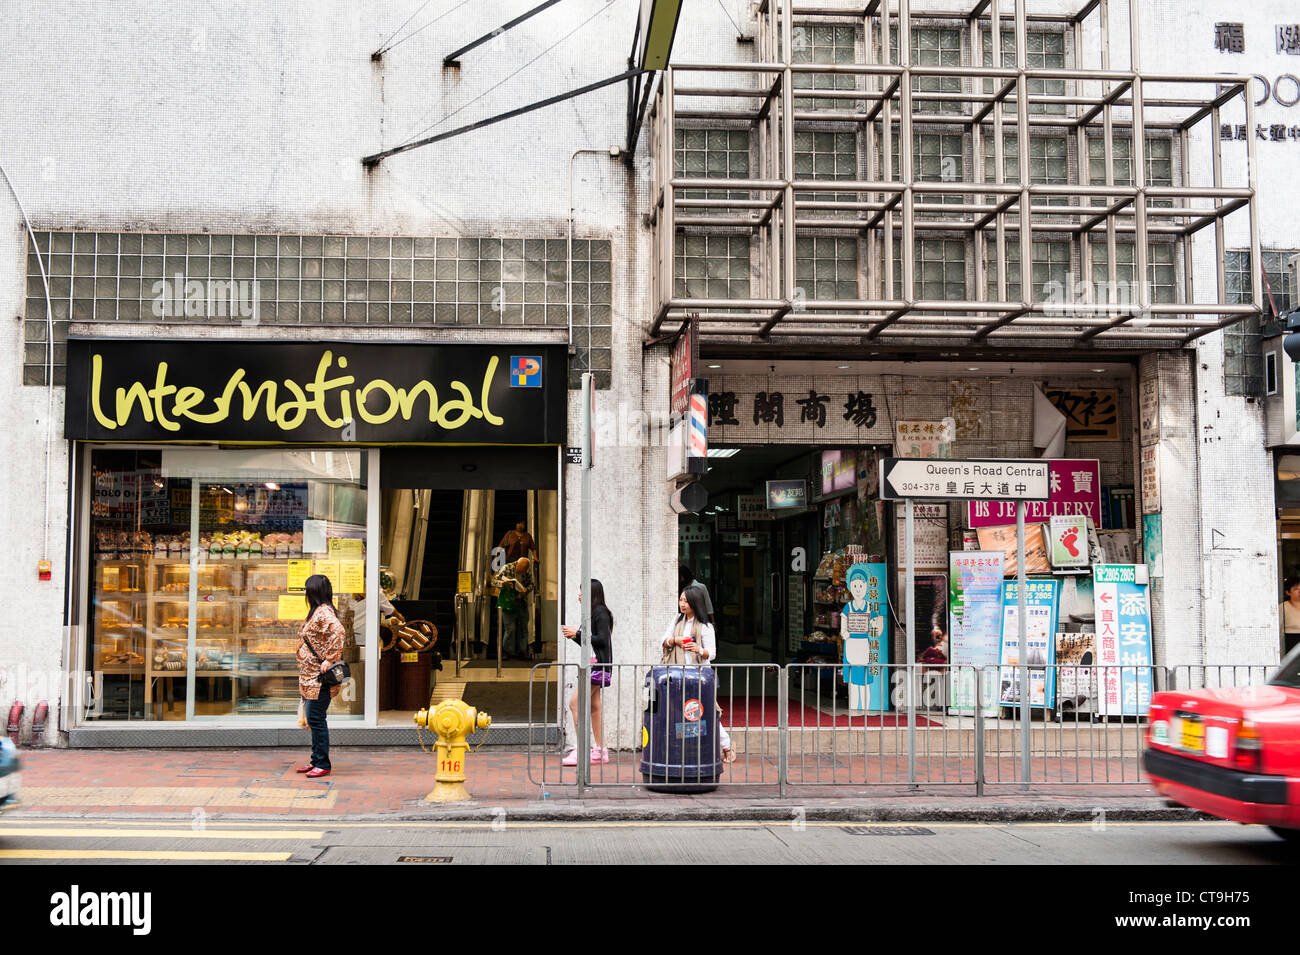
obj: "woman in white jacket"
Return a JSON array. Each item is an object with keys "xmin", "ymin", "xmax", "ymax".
[{"xmin": 660, "ymin": 587, "xmax": 734, "ymax": 763}]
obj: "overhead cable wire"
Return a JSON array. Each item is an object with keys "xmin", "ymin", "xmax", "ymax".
[
  {"xmin": 377, "ymin": 0, "xmax": 474, "ymax": 57},
  {"xmin": 392, "ymin": 0, "xmax": 621, "ymax": 149}
]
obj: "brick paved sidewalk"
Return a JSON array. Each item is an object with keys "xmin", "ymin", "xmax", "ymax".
[{"xmin": 4, "ymin": 746, "xmax": 1189, "ymax": 822}]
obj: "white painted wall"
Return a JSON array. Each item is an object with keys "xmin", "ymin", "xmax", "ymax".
[{"xmin": 0, "ymin": 0, "xmax": 1294, "ymax": 747}]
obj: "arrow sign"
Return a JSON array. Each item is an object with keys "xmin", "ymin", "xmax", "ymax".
[{"xmin": 879, "ymin": 458, "xmax": 1051, "ymax": 502}]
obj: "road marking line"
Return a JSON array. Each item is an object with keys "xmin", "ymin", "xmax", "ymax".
[
  {"xmin": 0, "ymin": 849, "xmax": 291, "ymax": 861},
  {"xmin": 0, "ymin": 827, "xmax": 323, "ymax": 840}
]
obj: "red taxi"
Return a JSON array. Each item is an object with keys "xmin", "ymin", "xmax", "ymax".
[{"xmin": 1144, "ymin": 652, "xmax": 1300, "ymax": 841}]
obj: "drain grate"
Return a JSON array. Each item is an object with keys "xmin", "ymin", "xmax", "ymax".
[
  {"xmin": 398, "ymin": 855, "xmax": 453, "ymax": 863},
  {"xmin": 840, "ymin": 826, "xmax": 934, "ymax": 836}
]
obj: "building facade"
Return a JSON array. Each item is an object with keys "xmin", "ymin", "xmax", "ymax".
[{"xmin": 0, "ymin": 0, "xmax": 1291, "ymax": 746}]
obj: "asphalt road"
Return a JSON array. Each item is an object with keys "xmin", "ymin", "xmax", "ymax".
[{"xmin": 0, "ymin": 817, "xmax": 1294, "ymax": 864}]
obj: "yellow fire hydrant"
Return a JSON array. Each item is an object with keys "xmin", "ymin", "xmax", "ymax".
[{"xmin": 413, "ymin": 698, "xmax": 492, "ymax": 803}]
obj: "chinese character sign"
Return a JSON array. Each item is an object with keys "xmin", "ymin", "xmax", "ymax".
[
  {"xmin": 1043, "ymin": 387, "xmax": 1119, "ymax": 441},
  {"xmin": 1093, "ymin": 564, "xmax": 1153, "ymax": 717},
  {"xmin": 1279, "ymin": 24, "xmax": 1300, "ymax": 54},
  {"xmin": 1214, "ymin": 22, "xmax": 1245, "ymax": 53},
  {"xmin": 703, "ymin": 376, "xmax": 895, "ymax": 443},
  {"xmin": 893, "ymin": 419, "xmax": 954, "ymax": 459},
  {"xmin": 948, "ymin": 550, "xmax": 1004, "ymax": 715},
  {"xmin": 968, "ymin": 459, "xmax": 1102, "ymax": 529},
  {"xmin": 998, "ymin": 579, "xmax": 1060, "ymax": 708}
]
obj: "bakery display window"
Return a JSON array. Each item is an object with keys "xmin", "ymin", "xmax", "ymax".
[{"xmin": 85, "ymin": 448, "xmax": 371, "ymax": 722}]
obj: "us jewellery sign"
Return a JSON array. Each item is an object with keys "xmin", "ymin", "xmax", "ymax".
[{"xmin": 65, "ymin": 339, "xmax": 567, "ymax": 445}]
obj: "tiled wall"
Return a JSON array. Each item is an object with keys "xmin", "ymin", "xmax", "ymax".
[{"xmin": 23, "ymin": 232, "xmax": 613, "ymax": 389}]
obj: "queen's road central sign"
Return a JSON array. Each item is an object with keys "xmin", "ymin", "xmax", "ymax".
[{"xmin": 879, "ymin": 458, "xmax": 1051, "ymax": 502}]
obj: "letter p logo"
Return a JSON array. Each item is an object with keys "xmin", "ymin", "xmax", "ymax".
[{"xmin": 510, "ymin": 356, "xmax": 542, "ymax": 388}]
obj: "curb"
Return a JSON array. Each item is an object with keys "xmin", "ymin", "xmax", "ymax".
[{"xmin": 6, "ymin": 802, "xmax": 1209, "ymax": 825}]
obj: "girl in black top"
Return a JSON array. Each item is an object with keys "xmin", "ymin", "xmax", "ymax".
[{"xmin": 561, "ymin": 578, "xmax": 613, "ymax": 765}]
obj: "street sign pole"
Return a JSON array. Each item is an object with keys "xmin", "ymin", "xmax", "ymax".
[
  {"xmin": 577, "ymin": 372, "xmax": 594, "ymax": 791},
  {"xmin": 874, "ymin": 455, "xmax": 1051, "ymax": 790},
  {"xmin": 906, "ymin": 497, "xmax": 916, "ymax": 788},
  {"xmin": 1017, "ymin": 499, "xmax": 1030, "ymax": 789}
]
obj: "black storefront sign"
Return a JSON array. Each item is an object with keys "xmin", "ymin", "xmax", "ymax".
[{"xmin": 65, "ymin": 338, "xmax": 567, "ymax": 445}]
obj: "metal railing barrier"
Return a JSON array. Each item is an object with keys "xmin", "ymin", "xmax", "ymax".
[{"xmin": 525, "ymin": 661, "xmax": 1277, "ymax": 795}]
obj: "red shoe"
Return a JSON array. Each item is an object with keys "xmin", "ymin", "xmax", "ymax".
[
  {"xmin": 295, "ymin": 765, "xmax": 313, "ymax": 773},
  {"xmin": 305, "ymin": 767, "xmax": 331, "ymax": 778}
]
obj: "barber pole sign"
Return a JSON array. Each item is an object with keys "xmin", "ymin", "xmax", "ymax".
[{"xmin": 688, "ymin": 393, "xmax": 708, "ymax": 460}]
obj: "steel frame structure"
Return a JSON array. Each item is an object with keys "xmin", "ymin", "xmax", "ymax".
[{"xmin": 646, "ymin": 0, "xmax": 1263, "ymax": 350}]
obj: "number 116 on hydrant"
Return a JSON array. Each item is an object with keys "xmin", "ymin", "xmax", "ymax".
[{"xmin": 413, "ymin": 698, "xmax": 492, "ymax": 803}]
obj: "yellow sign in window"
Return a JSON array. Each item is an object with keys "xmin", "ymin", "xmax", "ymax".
[
  {"xmin": 338, "ymin": 559, "xmax": 365, "ymax": 594},
  {"xmin": 286, "ymin": 559, "xmax": 313, "ymax": 593},
  {"xmin": 328, "ymin": 537, "xmax": 364, "ymax": 559},
  {"xmin": 278, "ymin": 593, "xmax": 308, "ymax": 621}
]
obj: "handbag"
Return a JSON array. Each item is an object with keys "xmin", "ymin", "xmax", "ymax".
[{"xmin": 302, "ymin": 631, "xmax": 350, "ymax": 687}]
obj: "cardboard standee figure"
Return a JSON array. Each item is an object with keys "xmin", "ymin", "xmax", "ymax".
[{"xmin": 840, "ymin": 562, "xmax": 889, "ymax": 712}]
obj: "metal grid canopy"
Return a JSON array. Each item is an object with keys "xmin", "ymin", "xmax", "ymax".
[{"xmin": 646, "ymin": 0, "xmax": 1264, "ymax": 350}]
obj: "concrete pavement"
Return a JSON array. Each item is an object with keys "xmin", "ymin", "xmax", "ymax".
[{"xmin": 5, "ymin": 745, "xmax": 1200, "ymax": 823}]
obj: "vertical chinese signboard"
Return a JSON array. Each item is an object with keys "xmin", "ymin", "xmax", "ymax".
[
  {"xmin": 669, "ymin": 317, "xmax": 696, "ymax": 423},
  {"xmin": 1093, "ymin": 564, "xmax": 1153, "ymax": 717},
  {"xmin": 948, "ymin": 551, "xmax": 1004, "ymax": 715},
  {"xmin": 998, "ymin": 579, "xmax": 1060, "ymax": 709}
]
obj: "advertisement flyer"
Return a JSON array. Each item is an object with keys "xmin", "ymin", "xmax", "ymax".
[
  {"xmin": 1056, "ymin": 630, "xmax": 1097, "ymax": 715},
  {"xmin": 1048, "ymin": 514, "xmax": 1090, "ymax": 568},
  {"xmin": 947, "ymin": 551, "xmax": 1004, "ymax": 715},
  {"xmin": 998, "ymin": 578, "xmax": 1060, "ymax": 709},
  {"xmin": 1094, "ymin": 564, "xmax": 1154, "ymax": 716},
  {"xmin": 841, "ymin": 561, "xmax": 891, "ymax": 712}
]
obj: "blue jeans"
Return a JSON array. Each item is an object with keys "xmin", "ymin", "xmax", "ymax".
[
  {"xmin": 502, "ymin": 608, "xmax": 529, "ymax": 656},
  {"xmin": 305, "ymin": 686, "xmax": 331, "ymax": 770}
]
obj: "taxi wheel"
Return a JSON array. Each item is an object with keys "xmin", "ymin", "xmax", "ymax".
[{"xmin": 1267, "ymin": 826, "xmax": 1300, "ymax": 843}]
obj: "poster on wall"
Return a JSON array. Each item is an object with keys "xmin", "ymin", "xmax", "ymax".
[
  {"xmin": 1097, "ymin": 529, "xmax": 1135, "ymax": 563},
  {"xmin": 1140, "ymin": 447, "xmax": 1161, "ymax": 514},
  {"xmin": 947, "ymin": 551, "xmax": 1004, "ymax": 715},
  {"xmin": 1094, "ymin": 564, "xmax": 1153, "ymax": 717},
  {"xmin": 998, "ymin": 578, "xmax": 1060, "ymax": 709},
  {"xmin": 895, "ymin": 503, "xmax": 950, "ymax": 571},
  {"xmin": 1056, "ymin": 630, "xmax": 1097, "ymax": 715},
  {"xmin": 968, "ymin": 459, "xmax": 1102, "ymax": 529},
  {"xmin": 975, "ymin": 523, "xmax": 1051, "ymax": 577},
  {"xmin": 1143, "ymin": 513, "xmax": 1164, "ymax": 578}
]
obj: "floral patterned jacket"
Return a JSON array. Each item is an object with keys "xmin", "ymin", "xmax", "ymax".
[{"xmin": 298, "ymin": 604, "xmax": 345, "ymax": 699}]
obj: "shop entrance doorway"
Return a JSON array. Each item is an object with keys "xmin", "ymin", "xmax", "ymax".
[
  {"xmin": 378, "ymin": 447, "xmax": 558, "ymax": 726},
  {"xmin": 680, "ymin": 444, "xmax": 892, "ymax": 713}
]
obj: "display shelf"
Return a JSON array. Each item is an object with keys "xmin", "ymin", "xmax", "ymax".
[{"xmin": 122, "ymin": 556, "xmax": 317, "ymax": 714}]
